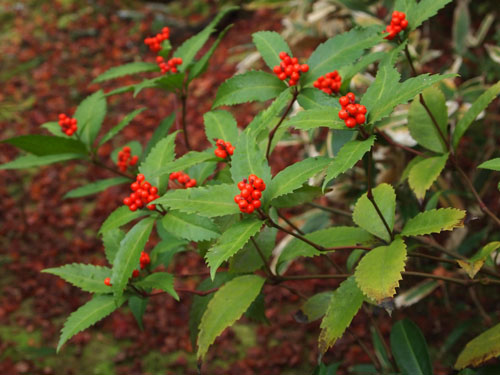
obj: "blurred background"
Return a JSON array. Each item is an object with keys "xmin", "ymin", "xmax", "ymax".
[{"xmin": 1, "ymin": 0, "xmax": 499, "ymax": 374}]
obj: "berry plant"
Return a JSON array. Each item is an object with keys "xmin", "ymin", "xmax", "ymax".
[{"xmin": 2, "ymin": 1, "xmax": 500, "ymax": 373}]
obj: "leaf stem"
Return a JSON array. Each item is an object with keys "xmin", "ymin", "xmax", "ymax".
[
  {"xmin": 277, "ymin": 210, "xmax": 305, "ymax": 235},
  {"xmin": 180, "ymin": 89, "xmax": 191, "ymax": 151},
  {"xmin": 250, "ymin": 236, "xmax": 274, "ymax": 277},
  {"xmin": 374, "ymin": 127, "xmax": 424, "ymax": 156},
  {"xmin": 91, "ymin": 157, "xmax": 134, "ymax": 180}
]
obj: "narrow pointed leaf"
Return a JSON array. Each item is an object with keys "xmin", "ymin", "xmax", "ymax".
[
  {"xmin": 99, "ymin": 108, "xmax": 146, "ymax": 145},
  {"xmin": 143, "ymin": 113, "xmax": 175, "ymax": 159},
  {"xmin": 284, "ymin": 108, "xmax": 346, "ymax": 130},
  {"xmin": 64, "ymin": 177, "xmax": 129, "ymax": 199},
  {"xmin": 455, "ymin": 323, "xmax": 500, "ymax": 369},
  {"xmin": 92, "ymin": 62, "xmax": 159, "ymax": 83},
  {"xmin": 74, "ymin": 90, "xmax": 107, "ymax": 146},
  {"xmin": 478, "ymin": 158, "xmax": 500, "ymax": 171},
  {"xmin": 297, "ymin": 88, "xmax": 340, "ymax": 110},
  {"xmin": 318, "ymin": 277, "xmax": 364, "ymax": 353},
  {"xmin": 43, "ymin": 264, "xmax": 112, "ymax": 294},
  {"xmin": 354, "ymin": 237, "xmax": 407, "ymax": 302},
  {"xmin": 401, "ymin": 208, "xmax": 465, "ymax": 236},
  {"xmin": 150, "ymin": 151, "xmax": 213, "ymax": 179},
  {"xmin": 2, "ymin": 135, "xmax": 87, "ymax": 155},
  {"xmin": 353, "ymin": 183, "xmax": 396, "ymax": 242},
  {"xmin": 412, "ymin": 0, "xmax": 454, "ymax": 31},
  {"xmin": 57, "ymin": 295, "xmax": 125, "ymax": 352},
  {"xmin": 139, "ymin": 131, "xmax": 177, "ymax": 191},
  {"xmin": 102, "ymin": 228, "xmax": 125, "ymax": 265},
  {"xmin": 129, "ymin": 296, "xmax": 148, "ymax": 331},
  {"xmin": 134, "ymin": 272, "xmax": 178, "ymax": 300},
  {"xmin": 0, "ymin": 153, "xmax": 82, "ymax": 170},
  {"xmin": 408, "ymin": 153, "xmax": 448, "ymax": 199},
  {"xmin": 205, "ymin": 218, "xmax": 262, "ymax": 279},
  {"xmin": 99, "ymin": 205, "xmax": 149, "ymax": 235},
  {"xmin": 204, "ymin": 110, "xmax": 239, "ymax": 146},
  {"xmin": 161, "ymin": 210, "xmax": 220, "ymax": 242},
  {"xmin": 111, "ymin": 218, "xmax": 155, "ymax": 298},
  {"xmin": 252, "ymin": 31, "xmax": 292, "ymax": 70},
  {"xmin": 197, "ymin": 274, "xmax": 265, "ymax": 359}
]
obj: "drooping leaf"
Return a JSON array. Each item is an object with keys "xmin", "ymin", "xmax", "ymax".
[
  {"xmin": 268, "ymin": 157, "xmax": 331, "ymax": 201},
  {"xmin": 143, "ymin": 113, "xmax": 175, "ymax": 159},
  {"xmin": 244, "ymin": 293, "xmax": 269, "ymax": 324},
  {"xmin": 57, "ymin": 295, "xmax": 125, "ymax": 352},
  {"xmin": 2, "ymin": 135, "xmax": 87, "ymax": 156},
  {"xmin": 411, "ymin": 0, "xmax": 454, "ymax": 31},
  {"xmin": 99, "ymin": 108, "xmax": 146, "ymax": 146},
  {"xmin": 354, "ymin": 237, "xmax": 407, "ymax": 302},
  {"xmin": 303, "ymin": 27, "xmax": 384, "ymax": 87},
  {"xmin": 408, "ymin": 153, "xmax": 448, "ymax": 199},
  {"xmin": 197, "ymin": 274, "xmax": 265, "ymax": 359},
  {"xmin": 323, "ymin": 136, "xmax": 375, "ymax": 188},
  {"xmin": 453, "ymin": 81, "xmax": 500, "ymax": 148},
  {"xmin": 110, "ymin": 218, "xmax": 155, "ymax": 299},
  {"xmin": 154, "ymin": 73, "xmax": 185, "ymax": 92},
  {"xmin": 43, "ymin": 264, "xmax": 112, "ymax": 294},
  {"xmin": 390, "ymin": 319, "xmax": 433, "ymax": 375},
  {"xmin": 92, "ymin": 62, "xmax": 159, "ymax": 83},
  {"xmin": 139, "ymin": 131, "xmax": 177, "ymax": 191},
  {"xmin": 161, "ymin": 210, "xmax": 220, "ymax": 242},
  {"xmin": 64, "ymin": 177, "xmax": 129, "ymax": 199},
  {"xmin": 252, "ymin": 31, "xmax": 292, "ymax": 70},
  {"xmin": 318, "ymin": 277, "xmax": 364, "ymax": 353},
  {"xmin": 128, "ymin": 296, "xmax": 148, "ymax": 330},
  {"xmin": 408, "ymin": 86, "xmax": 448, "ymax": 153},
  {"xmin": 154, "ymin": 183, "xmax": 240, "ymax": 217},
  {"xmin": 296, "ymin": 88, "xmax": 340, "ymax": 110},
  {"xmin": 134, "ymin": 272, "xmax": 178, "ymax": 300},
  {"xmin": 353, "ymin": 183, "xmax": 396, "ymax": 242},
  {"xmin": 284, "ymin": 108, "xmax": 345, "ymax": 131},
  {"xmin": 478, "ymin": 158, "xmax": 500, "ymax": 171},
  {"xmin": 0, "ymin": 153, "xmax": 83, "ymax": 170},
  {"xmin": 98, "ymin": 205, "xmax": 149, "ymax": 235},
  {"xmin": 455, "ymin": 323, "xmax": 500, "ymax": 369},
  {"xmin": 203, "ymin": 110, "xmax": 239, "ymax": 146},
  {"xmin": 298, "ymin": 291, "xmax": 333, "ymax": 323},
  {"xmin": 401, "ymin": 208, "xmax": 465, "ymax": 237},
  {"xmin": 205, "ymin": 218, "xmax": 262, "ymax": 279},
  {"xmin": 102, "ymin": 228, "xmax": 125, "ymax": 266},
  {"xmin": 457, "ymin": 241, "xmax": 500, "ymax": 279},
  {"xmin": 150, "ymin": 151, "xmax": 214, "ymax": 179},
  {"xmin": 74, "ymin": 90, "xmax": 107, "ymax": 146},
  {"xmin": 212, "ymin": 71, "xmax": 287, "ymax": 108}
]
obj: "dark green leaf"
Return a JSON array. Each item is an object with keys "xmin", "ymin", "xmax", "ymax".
[
  {"xmin": 99, "ymin": 108, "xmax": 146, "ymax": 146},
  {"xmin": 284, "ymin": 108, "xmax": 345, "ymax": 130},
  {"xmin": 102, "ymin": 228, "xmax": 125, "ymax": 265},
  {"xmin": 134, "ymin": 272, "xmax": 178, "ymax": 300},
  {"xmin": 128, "ymin": 296, "xmax": 148, "ymax": 330},
  {"xmin": 149, "ymin": 151, "xmax": 214, "ymax": 179},
  {"xmin": 74, "ymin": 90, "xmax": 107, "ymax": 146},
  {"xmin": 408, "ymin": 153, "xmax": 448, "ymax": 199},
  {"xmin": 139, "ymin": 131, "xmax": 177, "ymax": 191},
  {"xmin": 297, "ymin": 88, "xmax": 340, "ymax": 110},
  {"xmin": 204, "ymin": 110, "xmax": 239, "ymax": 145},
  {"xmin": 0, "ymin": 153, "xmax": 83, "ymax": 170},
  {"xmin": 92, "ymin": 62, "xmax": 159, "ymax": 83},
  {"xmin": 99, "ymin": 205, "xmax": 149, "ymax": 235},
  {"xmin": 252, "ymin": 31, "xmax": 292, "ymax": 70},
  {"xmin": 43, "ymin": 264, "xmax": 111, "ymax": 294},
  {"xmin": 143, "ymin": 113, "xmax": 176, "ymax": 158},
  {"xmin": 2, "ymin": 135, "xmax": 87, "ymax": 155},
  {"xmin": 478, "ymin": 158, "xmax": 500, "ymax": 171},
  {"xmin": 161, "ymin": 210, "xmax": 220, "ymax": 242},
  {"xmin": 299, "ymin": 291, "xmax": 333, "ymax": 323},
  {"xmin": 64, "ymin": 177, "xmax": 129, "ymax": 199}
]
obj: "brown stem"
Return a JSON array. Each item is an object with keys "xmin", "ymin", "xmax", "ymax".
[
  {"xmin": 174, "ymin": 287, "xmax": 219, "ymax": 296},
  {"xmin": 91, "ymin": 158, "xmax": 134, "ymax": 180},
  {"xmin": 250, "ymin": 236, "xmax": 273, "ymax": 277},
  {"xmin": 280, "ymin": 274, "xmax": 351, "ymax": 281},
  {"xmin": 277, "ymin": 283, "xmax": 307, "ymax": 300},
  {"xmin": 409, "ymin": 252, "xmax": 458, "ymax": 265},
  {"xmin": 266, "ymin": 87, "xmax": 299, "ymax": 160},
  {"xmin": 347, "ymin": 328, "xmax": 382, "ymax": 371},
  {"xmin": 180, "ymin": 91, "xmax": 191, "ymax": 150},
  {"xmin": 306, "ymin": 202, "xmax": 352, "ymax": 218},
  {"xmin": 277, "ymin": 210, "xmax": 305, "ymax": 235},
  {"xmin": 374, "ymin": 127, "xmax": 423, "ymax": 156},
  {"xmin": 468, "ymin": 287, "xmax": 492, "ymax": 326}
]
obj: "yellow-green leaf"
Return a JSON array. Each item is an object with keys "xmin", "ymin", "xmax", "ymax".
[
  {"xmin": 455, "ymin": 323, "xmax": 500, "ymax": 369},
  {"xmin": 408, "ymin": 153, "xmax": 449, "ymax": 199},
  {"xmin": 401, "ymin": 208, "xmax": 465, "ymax": 237}
]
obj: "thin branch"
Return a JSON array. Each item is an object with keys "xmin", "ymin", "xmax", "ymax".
[
  {"xmin": 374, "ymin": 127, "xmax": 423, "ymax": 156},
  {"xmin": 280, "ymin": 273, "xmax": 351, "ymax": 281},
  {"xmin": 306, "ymin": 202, "xmax": 352, "ymax": 218},
  {"xmin": 468, "ymin": 287, "xmax": 492, "ymax": 326},
  {"xmin": 277, "ymin": 210, "xmax": 305, "ymax": 235},
  {"xmin": 347, "ymin": 328, "xmax": 382, "ymax": 371},
  {"xmin": 175, "ymin": 287, "xmax": 219, "ymax": 296},
  {"xmin": 91, "ymin": 158, "xmax": 134, "ymax": 180},
  {"xmin": 180, "ymin": 91, "xmax": 191, "ymax": 150},
  {"xmin": 250, "ymin": 236, "xmax": 274, "ymax": 277}
]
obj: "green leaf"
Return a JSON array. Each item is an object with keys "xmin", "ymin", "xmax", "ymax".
[
  {"xmin": 99, "ymin": 205, "xmax": 149, "ymax": 235},
  {"xmin": 43, "ymin": 264, "xmax": 111, "ymax": 294},
  {"xmin": 111, "ymin": 217, "xmax": 155, "ymax": 299},
  {"xmin": 0, "ymin": 153, "xmax": 83, "ymax": 170},
  {"xmin": 455, "ymin": 323, "xmax": 500, "ymax": 369},
  {"xmin": 296, "ymin": 88, "xmax": 340, "ymax": 110},
  {"xmin": 161, "ymin": 211, "xmax": 220, "ymax": 242},
  {"xmin": 205, "ymin": 218, "xmax": 263, "ymax": 279},
  {"xmin": 154, "ymin": 73, "xmax": 184, "ymax": 92},
  {"xmin": 149, "ymin": 151, "xmax": 214, "ymax": 179},
  {"xmin": 284, "ymin": 108, "xmax": 345, "ymax": 131},
  {"xmin": 203, "ymin": 110, "xmax": 239, "ymax": 146},
  {"xmin": 361, "ymin": 53, "xmax": 455, "ymax": 124},
  {"xmin": 102, "ymin": 228, "xmax": 124, "ymax": 265},
  {"xmin": 457, "ymin": 241, "xmax": 500, "ymax": 279},
  {"xmin": 268, "ymin": 157, "xmax": 331, "ymax": 201},
  {"xmin": 230, "ymin": 131, "xmax": 272, "ymax": 190},
  {"xmin": 478, "ymin": 158, "xmax": 500, "ymax": 171},
  {"xmin": 252, "ymin": 31, "xmax": 291, "ymax": 70},
  {"xmin": 197, "ymin": 274, "xmax": 265, "ymax": 359},
  {"xmin": 411, "ymin": 0, "xmax": 453, "ymax": 31},
  {"xmin": 339, "ymin": 51, "xmax": 385, "ymax": 85},
  {"xmin": 74, "ymin": 90, "xmax": 107, "ymax": 146},
  {"xmin": 453, "ymin": 81, "xmax": 500, "ymax": 148},
  {"xmin": 212, "ymin": 71, "xmax": 287, "ymax": 108},
  {"xmin": 452, "ymin": 0, "xmax": 470, "ymax": 56},
  {"xmin": 64, "ymin": 177, "xmax": 129, "ymax": 199},
  {"xmin": 272, "ymin": 184, "xmax": 322, "ymax": 208},
  {"xmin": 41, "ymin": 121, "xmax": 70, "ymax": 138},
  {"xmin": 353, "ymin": 183, "xmax": 396, "ymax": 242},
  {"xmin": 2, "ymin": 135, "xmax": 87, "ymax": 156},
  {"xmin": 408, "ymin": 153, "xmax": 448, "ymax": 199},
  {"xmin": 92, "ymin": 62, "xmax": 159, "ymax": 83},
  {"xmin": 354, "ymin": 237, "xmax": 407, "ymax": 302},
  {"xmin": 155, "ymin": 183, "xmax": 240, "ymax": 217},
  {"xmin": 57, "ymin": 294, "xmax": 125, "ymax": 352},
  {"xmin": 128, "ymin": 296, "xmax": 148, "ymax": 330},
  {"xmin": 143, "ymin": 113, "xmax": 176, "ymax": 159},
  {"xmin": 229, "ymin": 227, "xmax": 276, "ymax": 274},
  {"xmin": 323, "ymin": 136, "xmax": 375, "ymax": 188},
  {"xmin": 318, "ymin": 277, "xmax": 364, "ymax": 353},
  {"xmin": 401, "ymin": 208, "xmax": 465, "ymax": 236},
  {"xmin": 408, "ymin": 86, "xmax": 448, "ymax": 153},
  {"xmin": 99, "ymin": 108, "xmax": 146, "ymax": 146},
  {"xmin": 390, "ymin": 319, "xmax": 433, "ymax": 375},
  {"xmin": 139, "ymin": 131, "xmax": 177, "ymax": 192},
  {"xmin": 174, "ymin": 6, "xmax": 238, "ymax": 72},
  {"xmin": 134, "ymin": 272, "xmax": 178, "ymax": 300},
  {"xmin": 278, "ymin": 227, "xmax": 375, "ymax": 266},
  {"xmin": 299, "ymin": 291, "xmax": 333, "ymax": 323},
  {"xmin": 303, "ymin": 27, "xmax": 384, "ymax": 87}
]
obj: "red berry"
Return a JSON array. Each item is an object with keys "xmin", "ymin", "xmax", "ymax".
[
  {"xmin": 245, "ymin": 205, "xmax": 255, "ymax": 214},
  {"xmin": 237, "ymin": 181, "xmax": 246, "ymax": 190},
  {"xmin": 132, "ymin": 270, "xmax": 140, "ymax": 278},
  {"xmin": 345, "ymin": 118, "xmax": 357, "ymax": 128},
  {"xmin": 278, "ymin": 72, "xmax": 287, "ymax": 80},
  {"xmin": 104, "ymin": 277, "xmax": 112, "ymax": 286},
  {"xmin": 252, "ymin": 190, "xmax": 262, "ymax": 200},
  {"xmin": 339, "ymin": 96, "xmax": 349, "ymax": 107},
  {"xmin": 338, "ymin": 109, "xmax": 349, "ymax": 120},
  {"xmin": 238, "ymin": 200, "xmax": 248, "ymax": 209},
  {"xmin": 248, "ymin": 174, "xmax": 257, "ymax": 183},
  {"xmin": 147, "ymin": 204, "xmax": 156, "ymax": 210},
  {"xmin": 252, "ymin": 200, "xmax": 262, "ymax": 209},
  {"xmin": 149, "ymin": 186, "xmax": 158, "ymax": 194},
  {"xmin": 346, "ymin": 104, "xmax": 358, "ymax": 115},
  {"xmin": 273, "ymin": 66, "xmax": 282, "ymax": 74},
  {"xmin": 234, "ymin": 194, "xmax": 243, "ymax": 203},
  {"xmin": 346, "ymin": 92, "xmax": 355, "ymax": 102},
  {"xmin": 279, "ymin": 51, "xmax": 287, "ymax": 59},
  {"xmin": 129, "ymin": 204, "xmax": 137, "ymax": 211},
  {"xmin": 227, "ymin": 146, "xmax": 234, "ymax": 155},
  {"xmin": 137, "ymin": 174, "xmax": 145, "ymax": 182},
  {"xmin": 215, "ymin": 148, "xmax": 227, "ymax": 158},
  {"xmin": 241, "ymin": 189, "xmax": 251, "ymax": 198},
  {"xmin": 400, "ymin": 19, "xmax": 408, "ymax": 29},
  {"xmin": 123, "ymin": 197, "xmax": 131, "ymax": 206},
  {"xmin": 356, "ymin": 114, "xmax": 366, "ymax": 124},
  {"xmin": 300, "ymin": 64, "xmax": 309, "ymax": 72}
]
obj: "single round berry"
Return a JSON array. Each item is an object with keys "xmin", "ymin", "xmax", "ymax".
[
  {"xmin": 132, "ymin": 270, "xmax": 140, "ymax": 278},
  {"xmin": 104, "ymin": 277, "xmax": 112, "ymax": 286},
  {"xmin": 346, "ymin": 118, "xmax": 357, "ymax": 128},
  {"xmin": 339, "ymin": 109, "xmax": 349, "ymax": 120},
  {"xmin": 339, "ymin": 96, "xmax": 349, "ymax": 107},
  {"xmin": 355, "ymin": 114, "xmax": 366, "ymax": 124}
]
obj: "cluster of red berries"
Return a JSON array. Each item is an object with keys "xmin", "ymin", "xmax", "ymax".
[
  {"xmin": 144, "ymin": 27, "xmax": 170, "ymax": 52},
  {"xmin": 338, "ymin": 92, "xmax": 367, "ymax": 128},
  {"xmin": 169, "ymin": 171, "xmax": 196, "ymax": 188},
  {"xmin": 117, "ymin": 146, "xmax": 139, "ymax": 172},
  {"xmin": 214, "ymin": 139, "xmax": 235, "ymax": 159},
  {"xmin": 383, "ymin": 11, "xmax": 408, "ymax": 40},
  {"xmin": 123, "ymin": 174, "xmax": 160, "ymax": 211},
  {"xmin": 234, "ymin": 174, "xmax": 266, "ymax": 214},
  {"xmin": 58, "ymin": 113, "xmax": 78, "ymax": 136},
  {"xmin": 130, "ymin": 251, "xmax": 150, "ymax": 278},
  {"xmin": 273, "ymin": 52, "xmax": 309, "ymax": 86},
  {"xmin": 156, "ymin": 56, "xmax": 183, "ymax": 74},
  {"xmin": 313, "ymin": 70, "xmax": 342, "ymax": 95}
]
